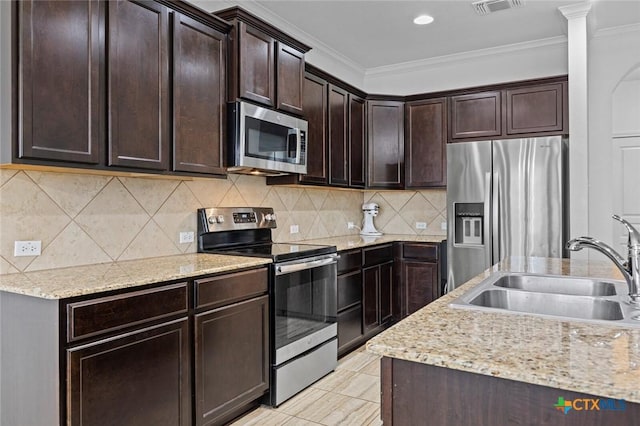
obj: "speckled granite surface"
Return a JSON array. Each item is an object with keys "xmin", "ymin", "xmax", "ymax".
[
  {"xmin": 0, "ymin": 254, "xmax": 271, "ymax": 299},
  {"xmin": 300, "ymin": 234, "xmax": 444, "ymax": 252},
  {"xmin": 366, "ymin": 256, "xmax": 640, "ymax": 403}
]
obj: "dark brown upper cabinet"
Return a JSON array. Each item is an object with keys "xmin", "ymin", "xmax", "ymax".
[
  {"xmin": 506, "ymin": 82, "xmax": 566, "ymax": 135},
  {"xmin": 277, "ymin": 43, "xmax": 305, "ymax": 115},
  {"xmin": 367, "ymin": 100, "xmax": 405, "ymax": 189},
  {"xmin": 17, "ymin": 0, "xmax": 104, "ymax": 165},
  {"xmin": 215, "ymin": 7, "xmax": 310, "ymax": 115},
  {"xmin": 349, "ymin": 95, "xmax": 366, "ymax": 188},
  {"xmin": 329, "ymin": 85, "xmax": 349, "ymax": 187},
  {"xmin": 173, "ymin": 12, "xmax": 227, "ymax": 175},
  {"xmin": 236, "ymin": 22, "xmax": 275, "ymax": 107},
  {"xmin": 108, "ymin": 0, "xmax": 170, "ymax": 170},
  {"xmin": 300, "ymin": 72, "xmax": 328, "ymax": 185},
  {"xmin": 449, "ymin": 91, "xmax": 502, "ymax": 141},
  {"xmin": 405, "ymin": 98, "xmax": 447, "ymax": 188}
]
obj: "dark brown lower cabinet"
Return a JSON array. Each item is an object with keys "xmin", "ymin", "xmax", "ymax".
[
  {"xmin": 381, "ymin": 357, "xmax": 640, "ymax": 426},
  {"xmin": 195, "ymin": 295, "xmax": 269, "ymax": 426},
  {"xmin": 396, "ymin": 242, "xmax": 440, "ymax": 318},
  {"xmin": 363, "ymin": 261, "xmax": 394, "ymax": 336},
  {"xmin": 67, "ymin": 319, "xmax": 191, "ymax": 426}
]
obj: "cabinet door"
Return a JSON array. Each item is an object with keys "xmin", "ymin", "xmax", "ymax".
[
  {"xmin": 67, "ymin": 319, "xmax": 190, "ymax": 426},
  {"xmin": 402, "ymin": 261, "xmax": 438, "ymax": 316},
  {"xmin": 237, "ymin": 22, "xmax": 275, "ymax": 107},
  {"xmin": 362, "ymin": 266, "xmax": 379, "ymax": 333},
  {"xmin": 349, "ymin": 95, "xmax": 366, "ymax": 188},
  {"xmin": 367, "ymin": 100, "xmax": 404, "ymax": 188},
  {"xmin": 276, "ymin": 43, "xmax": 305, "ymax": 115},
  {"xmin": 195, "ymin": 295, "xmax": 269, "ymax": 426},
  {"xmin": 338, "ymin": 304, "xmax": 363, "ymax": 356},
  {"xmin": 405, "ymin": 98, "xmax": 447, "ymax": 188},
  {"xmin": 449, "ymin": 91, "xmax": 502, "ymax": 141},
  {"xmin": 329, "ymin": 85, "xmax": 349, "ymax": 186},
  {"xmin": 18, "ymin": 0, "xmax": 104, "ymax": 164},
  {"xmin": 379, "ymin": 262, "xmax": 394, "ymax": 324},
  {"xmin": 173, "ymin": 13, "xmax": 226, "ymax": 175},
  {"xmin": 300, "ymin": 73, "xmax": 328, "ymax": 184},
  {"xmin": 506, "ymin": 83, "xmax": 565, "ymax": 135},
  {"xmin": 108, "ymin": 0, "xmax": 170, "ymax": 170}
]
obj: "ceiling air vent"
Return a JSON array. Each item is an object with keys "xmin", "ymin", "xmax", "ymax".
[{"xmin": 472, "ymin": 0, "xmax": 525, "ymax": 15}]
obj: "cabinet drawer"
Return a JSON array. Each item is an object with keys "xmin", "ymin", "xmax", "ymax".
[
  {"xmin": 402, "ymin": 243, "xmax": 438, "ymax": 261},
  {"xmin": 195, "ymin": 268, "xmax": 268, "ymax": 310},
  {"xmin": 363, "ymin": 244, "xmax": 393, "ymax": 268},
  {"xmin": 338, "ymin": 249, "xmax": 362, "ymax": 274},
  {"xmin": 338, "ymin": 270, "xmax": 362, "ymax": 311},
  {"xmin": 66, "ymin": 282, "xmax": 189, "ymax": 343}
]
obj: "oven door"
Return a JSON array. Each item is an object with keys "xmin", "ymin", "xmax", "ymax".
[{"xmin": 273, "ymin": 253, "xmax": 338, "ymax": 365}]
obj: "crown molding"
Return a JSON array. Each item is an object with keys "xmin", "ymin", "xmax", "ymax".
[
  {"xmin": 364, "ymin": 36, "xmax": 567, "ymax": 79},
  {"xmin": 594, "ymin": 22, "xmax": 640, "ymax": 39},
  {"xmin": 558, "ymin": 3, "xmax": 593, "ymax": 20}
]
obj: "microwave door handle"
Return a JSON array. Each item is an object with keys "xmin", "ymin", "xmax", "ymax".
[{"xmin": 293, "ymin": 128, "xmax": 302, "ymax": 164}]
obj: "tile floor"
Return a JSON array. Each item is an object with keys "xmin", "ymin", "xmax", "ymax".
[{"xmin": 231, "ymin": 345, "xmax": 382, "ymax": 426}]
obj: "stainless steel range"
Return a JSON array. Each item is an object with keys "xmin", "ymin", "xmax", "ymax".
[{"xmin": 197, "ymin": 207, "xmax": 338, "ymax": 406}]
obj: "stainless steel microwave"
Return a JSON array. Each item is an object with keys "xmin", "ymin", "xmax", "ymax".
[{"xmin": 227, "ymin": 101, "xmax": 308, "ymax": 175}]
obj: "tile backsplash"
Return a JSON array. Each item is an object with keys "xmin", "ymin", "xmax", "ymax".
[{"xmin": 0, "ymin": 169, "xmax": 446, "ymax": 273}]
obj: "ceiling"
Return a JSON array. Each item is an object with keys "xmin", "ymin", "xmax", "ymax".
[{"xmin": 193, "ymin": 0, "xmax": 640, "ymax": 71}]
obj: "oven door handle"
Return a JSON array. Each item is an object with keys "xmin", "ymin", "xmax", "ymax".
[{"xmin": 275, "ymin": 255, "xmax": 339, "ymax": 276}]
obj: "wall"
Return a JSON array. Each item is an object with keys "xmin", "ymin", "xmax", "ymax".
[
  {"xmin": 0, "ymin": 167, "xmax": 448, "ymax": 273},
  {"xmin": 587, "ymin": 24, "xmax": 640, "ymax": 247},
  {"xmin": 0, "ymin": 170, "xmax": 364, "ymax": 273},
  {"xmin": 363, "ymin": 190, "xmax": 447, "ymax": 237}
]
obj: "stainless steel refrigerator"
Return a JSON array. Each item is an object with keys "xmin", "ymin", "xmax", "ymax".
[{"xmin": 446, "ymin": 136, "xmax": 569, "ymax": 291}]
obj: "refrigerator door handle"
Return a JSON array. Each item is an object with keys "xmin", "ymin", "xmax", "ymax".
[
  {"xmin": 484, "ymin": 172, "xmax": 492, "ymax": 267},
  {"xmin": 492, "ymin": 172, "xmax": 500, "ymax": 263}
]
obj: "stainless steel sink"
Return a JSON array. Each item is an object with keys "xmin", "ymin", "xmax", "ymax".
[
  {"xmin": 450, "ymin": 272, "xmax": 640, "ymax": 327},
  {"xmin": 468, "ymin": 289, "xmax": 624, "ymax": 321},
  {"xmin": 492, "ymin": 274, "xmax": 618, "ymax": 296}
]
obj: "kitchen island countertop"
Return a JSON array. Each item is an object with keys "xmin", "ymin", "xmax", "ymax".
[{"xmin": 366, "ymin": 256, "xmax": 640, "ymax": 404}]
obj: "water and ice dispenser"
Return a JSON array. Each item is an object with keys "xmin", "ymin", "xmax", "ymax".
[{"xmin": 454, "ymin": 203, "xmax": 484, "ymax": 246}]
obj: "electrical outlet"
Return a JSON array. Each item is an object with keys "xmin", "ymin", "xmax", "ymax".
[
  {"xmin": 290, "ymin": 224, "xmax": 299, "ymax": 234},
  {"xmin": 14, "ymin": 240, "xmax": 42, "ymax": 257},
  {"xmin": 441, "ymin": 222, "xmax": 447, "ymax": 231},
  {"xmin": 347, "ymin": 222, "xmax": 355, "ymax": 229},
  {"xmin": 179, "ymin": 231, "xmax": 194, "ymax": 244},
  {"xmin": 416, "ymin": 222, "xmax": 427, "ymax": 230}
]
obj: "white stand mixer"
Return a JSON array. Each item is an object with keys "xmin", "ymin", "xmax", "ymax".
[{"xmin": 360, "ymin": 203, "xmax": 383, "ymax": 236}]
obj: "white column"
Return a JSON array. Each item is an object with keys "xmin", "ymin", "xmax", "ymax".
[{"xmin": 559, "ymin": 3, "xmax": 592, "ymax": 257}]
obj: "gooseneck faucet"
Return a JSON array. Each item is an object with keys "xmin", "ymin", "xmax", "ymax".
[{"xmin": 567, "ymin": 215, "xmax": 640, "ymax": 306}]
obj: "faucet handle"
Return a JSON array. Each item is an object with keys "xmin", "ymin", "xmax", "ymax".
[{"xmin": 613, "ymin": 215, "xmax": 640, "ymax": 248}]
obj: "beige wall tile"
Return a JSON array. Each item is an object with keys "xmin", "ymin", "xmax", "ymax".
[
  {"xmin": 26, "ymin": 171, "xmax": 111, "ymax": 217},
  {"xmin": 75, "ymin": 179, "xmax": 150, "ymax": 259},
  {"xmin": 306, "ymin": 188, "xmax": 330, "ymax": 210},
  {"xmin": 421, "ymin": 189, "xmax": 447, "ymax": 212},
  {"xmin": 0, "ymin": 169, "xmax": 18, "ymax": 187},
  {"xmin": 219, "ymin": 185, "xmax": 249, "ymax": 207},
  {"xmin": 0, "ymin": 256, "xmax": 19, "ymax": 274},
  {"xmin": 234, "ymin": 175, "xmax": 268, "ymax": 206},
  {"xmin": 152, "ymin": 183, "xmax": 201, "ymax": 253},
  {"xmin": 0, "ymin": 172, "xmax": 71, "ymax": 271},
  {"xmin": 274, "ymin": 187, "xmax": 302, "ymax": 210},
  {"xmin": 119, "ymin": 176, "xmax": 179, "ymax": 216},
  {"xmin": 118, "ymin": 220, "xmax": 181, "ymax": 261},
  {"xmin": 380, "ymin": 191, "xmax": 413, "ymax": 210},
  {"xmin": 25, "ymin": 222, "xmax": 111, "ymax": 271},
  {"xmin": 185, "ymin": 177, "xmax": 232, "ymax": 207}
]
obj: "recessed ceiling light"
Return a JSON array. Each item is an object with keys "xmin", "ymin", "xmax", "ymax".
[{"xmin": 413, "ymin": 15, "xmax": 434, "ymax": 25}]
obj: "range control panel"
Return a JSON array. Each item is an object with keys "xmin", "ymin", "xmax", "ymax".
[{"xmin": 198, "ymin": 207, "xmax": 277, "ymax": 232}]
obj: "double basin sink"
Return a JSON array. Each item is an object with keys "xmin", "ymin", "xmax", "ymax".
[{"xmin": 450, "ymin": 273, "xmax": 640, "ymax": 327}]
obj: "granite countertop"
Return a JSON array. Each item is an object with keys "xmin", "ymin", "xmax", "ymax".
[
  {"xmin": 0, "ymin": 254, "xmax": 272, "ymax": 299},
  {"xmin": 0, "ymin": 234, "xmax": 443, "ymax": 300},
  {"xmin": 366, "ymin": 257, "xmax": 640, "ymax": 403},
  {"xmin": 299, "ymin": 234, "xmax": 445, "ymax": 251}
]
